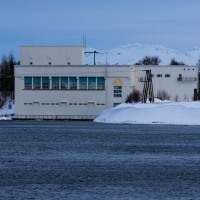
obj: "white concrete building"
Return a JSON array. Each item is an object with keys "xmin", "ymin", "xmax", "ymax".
[
  {"xmin": 14, "ymin": 46, "xmax": 199, "ymax": 120},
  {"xmin": 131, "ymin": 65, "xmax": 198, "ymax": 102}
]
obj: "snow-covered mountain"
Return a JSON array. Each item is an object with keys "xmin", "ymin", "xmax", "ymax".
[{"xmin": 85, "ymin": 43, "xmax": 200, "ymax": 65}]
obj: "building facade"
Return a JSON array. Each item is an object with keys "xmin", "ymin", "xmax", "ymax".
[
  {"xmin": 14, "ymin": 62, "xmax": 131, "ymax": 119},
  {"xmin": 130, "ymin": 65, "xmax": 198, "ymax": 101},
  {"xmin": 14, "ymin": 46, "xmax": 199, "ymax": 120}
]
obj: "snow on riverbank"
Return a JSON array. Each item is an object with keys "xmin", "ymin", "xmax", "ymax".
[
  {"xmin": 0, "ymin": 103, "xmax": 14, "ymax": 120},
  {"xmin": 94, "ymin": 100, "xmax": 200, "ymax": 125}
]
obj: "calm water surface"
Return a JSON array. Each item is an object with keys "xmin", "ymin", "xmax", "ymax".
[{"xmin": 0, "ymin": 121, "xmax": 200, "ymax": 199}]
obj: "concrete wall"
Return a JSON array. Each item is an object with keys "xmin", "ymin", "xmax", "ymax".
[{"xmin": 20, "ymin": 46, "xmax": 84, "ymax": 65}]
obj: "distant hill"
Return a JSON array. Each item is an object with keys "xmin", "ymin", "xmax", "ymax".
[{"xmin": 85, "ymin": 43, "xmax": 200, "ymax": 65}]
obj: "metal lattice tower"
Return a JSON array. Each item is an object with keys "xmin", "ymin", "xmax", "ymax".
[{"xmin": 142, "ymin": 70, "xmax": 154, "ymax": 103}]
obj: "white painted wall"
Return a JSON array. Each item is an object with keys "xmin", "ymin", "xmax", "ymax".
[{"xmin": 20, "ymin": 46, "xmax": 84, "ymax": 65}]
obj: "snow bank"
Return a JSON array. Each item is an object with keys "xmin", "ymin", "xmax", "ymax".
[
  {"xmin": 94, "ymin": 101, "xmax": 200, "ymax": 125},
  {"xmin": 0, "ymin": 102, "xmax": 14, "ymax": 120}
]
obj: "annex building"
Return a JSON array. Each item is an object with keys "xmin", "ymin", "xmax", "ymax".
[{"xmin": 14, "ymin": 46, "xmax": 199, "ymax": 120}]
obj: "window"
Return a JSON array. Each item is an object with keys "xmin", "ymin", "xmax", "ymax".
[
  {"xmin": 88, "ymin": 77, "xmax": 96, "ymax": 90},
  {"xmin": 114, "ymin": 103, "xmax": 121, "ymax": 107},
  {"xmin": 79, "ymin": 77, "xmax": 87, "ymax": 90},
  {"xmin": 52, "ymin": 77, "xmax": 59, "ymax": 89},
  {"xmin": 61, "ymin": 77, "xmax": 68, "ymax": 89},
  {"xmin": 33, "ymin": 77, "xmax": 41, "ymax": 90},
  {"xmin": 156, "ymin": 74, "xmax": 162, "ymax": 77},
  {"xmin": 114, "ymin": 86, "xmax": 122, "ymax": 97},
  {"xmin": 165, "ymin": 74, "xmax": 170, "ymax": 78},
  {"xmin": 69, "ymin": 77, "xmax": 77, "ymax": 90},
  {"xmin": 24, "ymin": 77, "xmax": 32, "ymax": 89},
  {"xmin": 42, "ymin": 77, "xmax": 49, "ymax": 89},
  {"xmin": 97, "ymin": 77, "xmax": 105, "ymax": 90}
]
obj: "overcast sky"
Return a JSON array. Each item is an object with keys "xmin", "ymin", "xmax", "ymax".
[{"xmin": 1, "ymin": 0, "xmax": 200, "ymax": 60}]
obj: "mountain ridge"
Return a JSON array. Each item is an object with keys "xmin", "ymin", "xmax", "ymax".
[{"xmin": 85, "ymin": 43, "xmax": 200, "ymax": 65}]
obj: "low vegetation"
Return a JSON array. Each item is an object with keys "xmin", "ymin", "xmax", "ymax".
[
  {"xmin": 157, "ymin": 89, "xmax": 171, "ymax": 101},
  {"xmin": 126, "ymin": 89, "xmax": 142, "ymax": 103}
]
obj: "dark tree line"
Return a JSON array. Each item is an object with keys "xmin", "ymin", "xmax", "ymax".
[
  {"xmin": 135, "ymin": 56, "xmax": 161, "ymax": 65},
  {"xmin": 170, "ymin": 58, "xmax": 185, "ymax": 65},
  {"xmin": 134, "ymin": 56, "xmax": 188, "ymax": 66},
  {"xmin": 0, "ymin": 53, "xmax": 18, "ymax": 103}
]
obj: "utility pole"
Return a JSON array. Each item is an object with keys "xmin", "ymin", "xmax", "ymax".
[
  {"xmin": 105, "ymin": 52, "xmax": 108, "ymax": 65},
  {"xmin": 85, "ymin": 51, "xmax": 99, "ymax": 65}
]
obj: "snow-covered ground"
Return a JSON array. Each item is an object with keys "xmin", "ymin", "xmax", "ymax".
[
  {"xmin": 94, "ymin": 100, "xmax": 200, "ymax": 125},
  {"xmin": 0, "ymin": 102, "xmax": 14, "ymax": 120}
]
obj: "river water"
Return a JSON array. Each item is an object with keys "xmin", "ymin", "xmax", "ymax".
[{"xmin": 0, "ymin": 121, "xmax": 200, "ymax": 199}]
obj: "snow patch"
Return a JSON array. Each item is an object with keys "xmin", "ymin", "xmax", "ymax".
[{"xmin": 0, "ymin": 100, "xmax": 14, "ymax": 120}]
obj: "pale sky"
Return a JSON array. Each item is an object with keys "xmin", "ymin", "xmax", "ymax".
[{"xmin": 1, "ymin": 0, "xmax": 200, "ymax": 60}]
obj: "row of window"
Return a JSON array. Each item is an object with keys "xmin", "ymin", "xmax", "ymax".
[
  {"xmin": 24, "ymin": 102, "xmax": 105, "ymax": 106},
  {"xmin": 138, "ymin": 74, "xmax": 170, "ymax": 82},
  {"xmin": 24, "ymin": 76, "xmax": 105, "ymax": 90},
  {"xmin": 29, "ymin": 62, "xmax": 71, "ymax": 65},
  {"xmin": 152, "ymin": 74, "xmax": 171, "ymax": 78}
]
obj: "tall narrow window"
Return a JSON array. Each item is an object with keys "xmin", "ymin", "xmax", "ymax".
[
  {"xmin": 33, "ymin": 77, "xmax": 41, "ymax": 90},
  {"xmin": 69, "ymin": 77, "xmax": 77, "ymax": 90},
  {"xmin": 97, "ymin": 77, "xmax": 105, "ymax": 90},
  {"xmin": 52, "ymin": 77, "xmax": 59, "ymax": 89},
  {"xmin": 114, "ymin": 86, "xmax": 122, "ymax": 97},
  {"xmin": 24, "ymin": 77, "xmax": 32, "ymax": 89},
  {"xmin": 42, "ymin": 77, "xmax": 49, "ymax": 89},
  {"xmin": 79, "ymin": 77, "xmax": 87, "ymax": 90},
  {"xmin": 88, "ymin": 77, "xmax": 96, "ymax": 90},
  {"xmin": 61, "ymin": 77, "xmax": 68, "ymax": 89}
]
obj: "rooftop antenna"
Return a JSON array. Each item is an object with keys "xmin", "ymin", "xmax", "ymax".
[{"xmin": 83, "ymin": 34, "xmax": 86, "ymax": 49}]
